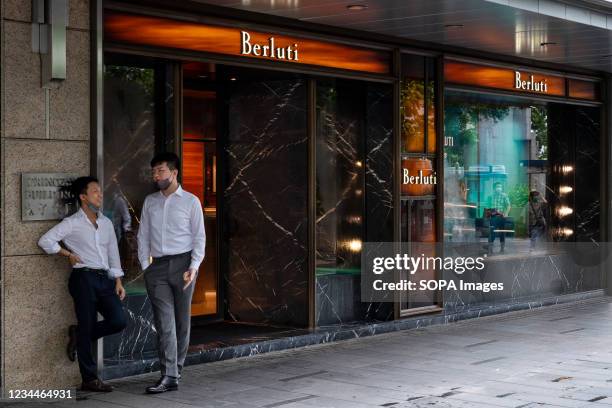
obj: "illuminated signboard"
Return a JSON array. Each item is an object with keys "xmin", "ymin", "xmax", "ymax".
[
  {"xmin": 445, "ymin": 60, "xmax": 600, "ymax": 101},
  {"xmin": 104, "ymin": 11, "xmax": 391, "ymax": 74}
]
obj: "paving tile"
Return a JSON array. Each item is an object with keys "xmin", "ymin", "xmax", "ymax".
[{"xmin": 50, "ymin": 297, "xmax": 612, "ymax": 408}]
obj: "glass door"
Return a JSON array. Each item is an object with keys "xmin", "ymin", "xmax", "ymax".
[{"xmin": 182, "ymin": 62, "xmax": 219, "ymax": 317}]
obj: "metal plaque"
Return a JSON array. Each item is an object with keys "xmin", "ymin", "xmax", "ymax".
[{"xmin": 21, "ymin": 173, "xmax": 78, "ymax": 221}]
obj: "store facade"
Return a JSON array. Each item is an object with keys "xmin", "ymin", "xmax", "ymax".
[
  {"xmin": 93, "ymin": 1, "xmax": 608, "ymax": 380},
  {"xmin": 1, "ymin": 0, "xmax": 609, "ymax": 390}
]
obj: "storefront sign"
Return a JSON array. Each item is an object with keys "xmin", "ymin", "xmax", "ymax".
[
  {"xmin": 241, "ymin": 31, "xmax": 298, "ymax": 61},
  {"xmin": 401, "ymin": 158, "xmax": 436, "ymax": 196},
  {"xmin": 403, "ymin": 169, "xmax": 437, "ymax": 186},
  {"xmin": 445, "ymin": 60, "xmax": 600, "ymax": 101},
  {"xmin": 104, "ymin": 11, "xmax": 391, "ymax": 74},
  {"xmin": 21, "ymin": 173, "xmax": 77, "ymax": 221},
  {"xmin": 445, "ymin": 61, "xmax": 565, "ymax": 97},
  {"xmin": 514, "ymin": 71, "xmax": 547, "ymax": 93}
]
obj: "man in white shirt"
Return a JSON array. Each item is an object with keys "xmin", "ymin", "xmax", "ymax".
[
  {"xmin": 137, "ymin": 152, "xmax": 206, "ymax": 394},
  {"xmin": 38, "ymin": 176, "xmax": 127, "ymax": 393}
]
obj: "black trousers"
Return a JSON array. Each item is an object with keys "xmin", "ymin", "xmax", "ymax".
[{"xmin": 68, "ymin": 268, "xmax": 127, "ymax": 382}]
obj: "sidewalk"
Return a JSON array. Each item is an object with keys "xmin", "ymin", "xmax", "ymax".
[{"xmin": 9, "ymin": 297, "xmax": 612, "ymax": 407}]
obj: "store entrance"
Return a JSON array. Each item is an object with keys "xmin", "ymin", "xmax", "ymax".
[{"xmin": 181, "ymin": 61, "xmax": 311, "ymax": 345}]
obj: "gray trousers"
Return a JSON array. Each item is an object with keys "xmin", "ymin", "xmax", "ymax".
[{"xmin": 144, "ymin": 251, "xmax": 195, "ymax": 378}]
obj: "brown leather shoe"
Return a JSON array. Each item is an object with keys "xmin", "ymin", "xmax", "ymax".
[
  {"xmin": 81, "ymin": 379, "xmax": 113, "ymax": 392},
  {"xmin": 67, "ymin": 325, "xmax": 77, "ymax": 362}
]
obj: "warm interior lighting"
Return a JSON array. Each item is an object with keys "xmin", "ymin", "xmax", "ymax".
[
  {"xmin": 346, "ymin": 215, "xmax": 362, "ymax": 224},
  {"xmin": 555, "ymin": 227, "xmax": 574, "ymax": 237},
  {"xmin": 561, "ymin": 165, "xmax": 574, "ymax": 174},
  {"xmin": 229, "ymin": 77, "xmax": 237, "ymax": 81},
  {"xmin": 559, "ymin": 186, "xmax": 573, "ymax": 195},
  {"xmin": 556, "ymin": 206, "xmax": 574, "ymax": 217},
  {"xmin": 347, "ymin": 4, "xmax": 368, "ymax": 10},
  {"xmin": 355, "ymin": 160, "xmax": 363, "ymax": 167},
  {"xmin": 347, "ymin": 239, "xmax": 362, "ymax": 252}
]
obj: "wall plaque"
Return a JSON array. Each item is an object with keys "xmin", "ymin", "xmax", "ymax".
[{"xmin": 22, "ymin": 173, "xmax": 77, "ymax": 221}]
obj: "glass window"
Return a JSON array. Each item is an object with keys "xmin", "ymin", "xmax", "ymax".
[
  {"xmin": 401, "ymin": 56, "xmax": 425, "ymax": 153},
  {"xmin": 443, "ymin": 91, "xmax": 601, "ymax": 256},
  {"xmin": 315, "ymin": 79, "xmax": 393, "ymax": 325},
  {"xmin": 401, "ymin": 55, "xmax": 437, "ymax": 154},
  {"xmin": 103, "ymin": 62, "xmax": 159, "ymax": 295}
]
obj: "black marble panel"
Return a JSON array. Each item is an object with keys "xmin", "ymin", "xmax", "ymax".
[
  {"xmin": 315, "ymin": 80, "xmax": 394, "ymax": 325},
  {"xmin": 442, "ymin": 247, "xmax": 604, "ymax": 311},
  {"xmin": 224, "ymin": 79, "xmax": 309, "ymax": 327},
  {"xmin": 575, "ymin": 106, "xmax": 601, "ymax": 242},
  {"xmin": 363, "ymin": 83, "xmax": 394, "ymax": 321},
  {"xmin": 103, "ymin": 294, "xmax": 156, "ymax": 360}
]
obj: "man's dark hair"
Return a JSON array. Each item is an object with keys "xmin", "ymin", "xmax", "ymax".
[
  {"xmin": 151, "ymin": 152, "xmax": 180, "ymax": 173},
  {"xmin": 66, "ymin": 176, "xmax": 99, "ymax": 206}
]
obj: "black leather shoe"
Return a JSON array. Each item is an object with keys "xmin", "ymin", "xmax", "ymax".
[
  {"xmin": 81, "ymin": 379, "xmax": 113, "ymax": 392},
  {"xmin": 67, "ymin": 325, "xmax": 77, "ymax": 362},
  {"xmin": 145, "ymin": 376, "xmax": 178, "ymax": 394}
]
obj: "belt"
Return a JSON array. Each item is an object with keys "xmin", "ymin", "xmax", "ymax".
[
  {"xmin": 76, "ymin": 267, "xmax": 108, "ymax": 276},
  {"xmin": 152, "ymin": 251, "xmax": 191, "ymax": 262}
]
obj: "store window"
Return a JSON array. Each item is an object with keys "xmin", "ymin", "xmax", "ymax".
[
  {"xmin": 399, "ymin": 55, "xmax": 440, "ymax": 313},
  {"xmin": 444, "ymin": 91, "xmax": 601, "ymax": 255},
  {"xmin": 103, "ymin": 56, "xmax": 176, "ymax": 295},
  {"xmin": 315, "ymin": 78, "xmax": 393, "ymax": 325}
]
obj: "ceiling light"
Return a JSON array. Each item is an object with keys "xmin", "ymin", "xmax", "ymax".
[
  {"xmin": 347, "ymin": 4, "xmax": 367, "ymax": 10},
  {"xmin": 230, "ymin": 77, "xmax": 237, "ymax": 81}
]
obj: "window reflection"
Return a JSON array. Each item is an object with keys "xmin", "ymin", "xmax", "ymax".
[
  {"xmin": 443, "ymin": 92, "xmax": 601, "ymax": 255},
  {"xmin": 103, "ymin": 63, "xmax": 158, "ymax": 292}
]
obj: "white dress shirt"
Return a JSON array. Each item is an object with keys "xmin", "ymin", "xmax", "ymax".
[
  {"xmin": 137, "ymin": 185, "xmax": 206, "ymax": 272},
  {"xmin": 38, "ymin": 208, "xmax": 124, "ymax": 278}
]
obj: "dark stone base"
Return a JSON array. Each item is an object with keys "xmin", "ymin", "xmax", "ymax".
[{"xmin": 101, "ymin": 289, "xmax": 605, "ymax": 380}]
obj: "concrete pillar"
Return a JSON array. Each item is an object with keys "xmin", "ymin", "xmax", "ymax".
[{"xmin": 1, "ymin": 0, "xmax": 91, "ymax": 391}]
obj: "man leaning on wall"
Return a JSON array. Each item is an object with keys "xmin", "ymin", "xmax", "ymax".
[{"xmin": 38, "ymin": 177, "xmax": 127, "ymax": 392}]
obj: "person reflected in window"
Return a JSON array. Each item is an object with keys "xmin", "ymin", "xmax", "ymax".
[
  {"xmin": 528, "ymin": 190, "xmax": 547, "ymax": 250},
  {"xmin": 108, "ymin": 183, "xmax": 132, "ymax": 243},
  {"xmin": 486, "ymin": 181, "xmax": 511, "ymax": 253}
]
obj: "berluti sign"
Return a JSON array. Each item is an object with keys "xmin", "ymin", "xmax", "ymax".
[
  {"xmin": 240, "ymin": 31, "xmax": 298, "ymax": 61},
  {"xmin": 401, "ymin": 158, "xmax": 436, "ymax": 196},
  {"xmin": 104, "ymin": 11, "xmax": 391, "ymax": 74},
  {"xmin": 445, "ymin": 60, "xmax": 600, "ymax": 101},
  {"xmin": 21, "ymin": 173, "xmax": 77, "ymax": 221},
  {"xmin": 445, "ymin": 61, "xmax": 565, "ymax": 97}
]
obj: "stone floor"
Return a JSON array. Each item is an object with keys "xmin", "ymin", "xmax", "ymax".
[{"xmin": 6, "ymin": 296, "xmax": 612, "ymax": 407}]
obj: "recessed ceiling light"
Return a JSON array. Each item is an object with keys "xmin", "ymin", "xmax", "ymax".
[
  {"xmin": 444, "ymin": 24, "xmax": 464, "ymax": 29},
  {"xmin": 230, "ymin": 77, "xmax": 237, "ymax": 81},
  {"xmin": 540, "ymin": 41, "xmax": 558, "ymax": 46},
  {"xmin": 347, "ymin": 4, "xmax": 367, "ymax": 11}
]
